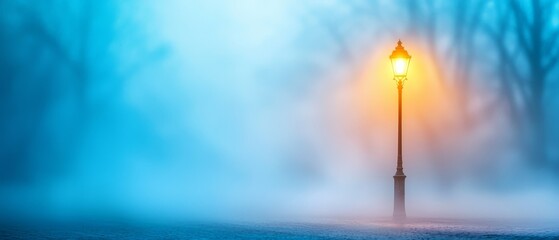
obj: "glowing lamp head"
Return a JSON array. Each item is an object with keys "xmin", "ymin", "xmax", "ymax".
[{"xmin": 390, "ymin": 40, "xmax": 411, "ymax": 80}]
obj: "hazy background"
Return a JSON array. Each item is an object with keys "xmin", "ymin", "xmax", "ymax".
[{"xmin": 1, "ymin": 0, "xmax": 558, "ymax": 222}]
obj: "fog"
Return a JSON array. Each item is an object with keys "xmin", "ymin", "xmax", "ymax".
[{"xmin": 0, "ymin": 0, "xmax": 558, "ymax": 222}]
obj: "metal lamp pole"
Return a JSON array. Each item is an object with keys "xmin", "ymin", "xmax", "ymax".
[{"xmin": 389, "ymin": 40, "xmax": 411, "ymax": 220}]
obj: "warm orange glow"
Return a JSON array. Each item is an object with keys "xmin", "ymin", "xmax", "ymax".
[
  {"xmin": 392, "ymin": 58, "xmax": 409, "ymax": 76},
  {"xmin": 331, "ymin": 40, "xmax": 460, "ymax": 169},
  {"xmin": 315, "ymin": 40, "xmax": 466, "ymax": 174}
]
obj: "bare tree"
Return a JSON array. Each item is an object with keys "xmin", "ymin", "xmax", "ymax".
[
  {"xmin": 485, "ymin": 0, "xmax": 559, "ymax": 168},
  {"xmin": 0, "ymin": 0, "xmax": 167, "ymax": 183}
]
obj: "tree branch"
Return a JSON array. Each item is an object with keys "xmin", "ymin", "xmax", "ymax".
[{"xmin": 509, "ymin": 1, "xmax": 533, "ymax": 57}]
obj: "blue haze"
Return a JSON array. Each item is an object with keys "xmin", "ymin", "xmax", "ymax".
[{"xmin": 0, "ymin": 0, "xmax": 558, "ymax": 223}]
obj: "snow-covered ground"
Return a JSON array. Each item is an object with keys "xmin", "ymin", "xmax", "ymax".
[{"xmin": 2, "ymin": 218, "xmax": 558, "ymax": 239}]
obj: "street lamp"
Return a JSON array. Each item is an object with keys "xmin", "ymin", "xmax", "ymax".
[{"xmin": 389, "ymin": 40, "xmax": 410, "ymax": 220}]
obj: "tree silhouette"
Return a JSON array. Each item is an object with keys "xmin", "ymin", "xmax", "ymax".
[
  {"xmin": 485, "ymin": 0, "xmax": 559, "ymax": 169},
  {"xmin": 0, "ymin": 0, "xmax": 167, "ymax": 184}
]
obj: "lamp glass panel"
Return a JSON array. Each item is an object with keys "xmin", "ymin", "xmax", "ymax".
[
  {"xmin": 391, "ymin": 57, "xmax": 409, "ymax": 78},
  {"xmin": 393, "ymin": 58, "xmax": 408, "ymax": 76}
]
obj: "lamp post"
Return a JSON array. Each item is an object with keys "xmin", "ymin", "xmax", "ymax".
[{"xmin": 389, "ymin": 40, "xmax": 411, "ymax": 220}]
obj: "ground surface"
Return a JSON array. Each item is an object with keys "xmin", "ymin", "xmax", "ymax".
[{"xmin": 1, "ymin": 218, "xmax": 558, "ymax": 239}]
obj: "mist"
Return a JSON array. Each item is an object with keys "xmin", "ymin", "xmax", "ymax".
[{"xmin": 1, "ymin": 0, "xmax": 558, "ymax": 223}]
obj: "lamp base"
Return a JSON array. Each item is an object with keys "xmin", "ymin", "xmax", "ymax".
[{"xmin": 393, "ymin": 174, "xmax": 406, "ymax": 220}]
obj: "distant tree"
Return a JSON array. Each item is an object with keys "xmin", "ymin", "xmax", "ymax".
[
  {"xmin": 484, "ymin": 0, "xmax": 559, "ymax": 169},
  {"xmin": 0, "ymin": 0, "xmax": 167, "ymax": 184}
]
